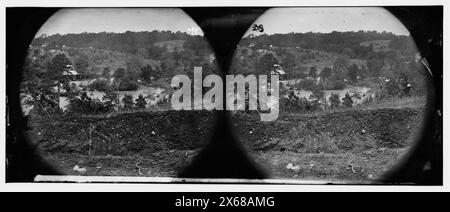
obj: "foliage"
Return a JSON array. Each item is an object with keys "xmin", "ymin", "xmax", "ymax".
[
  {"xmin": 183, "ymin": 36, "xmax": 211, "ymax": 58},
  {"xmin": 309, "ymin": 66, "xmax": 317, "ymax": 78},
  {"xmin": 102, "ymin": 90, "xmax": 119, "ymax": 110},
  {"xmin": 122, "ymin": 94, "xmax": 134, "ymax": 109},
  {"xmin": 294, "ymin": 79, "xmax": 318, "ymax": 91},
  {"xmin": 280, "ymin": 91, "xmax": 313, "ymax": 113},
  {"xmin": 66, "ymin": 92, "xmax": 113, "ymax": 114},
  {"xmin": 48, "ymin": 53, "xmax": 71, "ymax": 82},
  {"xmin": 125, "ymin": 57, "xmax": 142, "ymax": 80},
  {"xmin": 32, "ymin": 31, "xmax": 192, "ymax": 54},
  {"xmin": 366, "ymin": 52, "xmax": 384, "ymax": 77},
  {"xmin": 102, "ymin": 67, "xmax": 111, "ymax": 77},
  {"xmin": 347, "ymin": 64, "xmax": 360, "ymax": 82},
  {"xmin": 281, "ymin": 52, "xmax": 296, "ymax": 73},
  {"xmin": 326, "ymin": 79, "xmax": 346, "ymax": 90},
  {"xmin": 117, "ymin": 78, "xmax": 139, "ymax": 91},
  {"xmin": 74, "ymin": 56, "xmax": 89, "ymax": 78},
  {"xmin": 114, "ymin": 67, "xmax": 126, "ymax": 79},
  {"xmin": 332, "ymin": 56, "xmax": 349, "ymax": 80},
  {"xmin": 135, "ymin": 94, "xmax": 147, "ymax": 109},
  {"xmin": 239, "ymin": 30, "xmax": 412, "ymax": 59},
  {"xmin": 146, "ymin": 45, "xmax": 166, "ymax": 60},
  {"xmin": 255, "ymin": 53, "xmax": 278, "ymax": 75},
  {"xmin": 89, "ymin": 79, "xmax": 111, "ymax": 91},
  {"xmin": 321, "ymin": 67, "xmax": 332, "ymax": 79},
  {"xmin": 309, "ymin": 87, "xmax": 325, "ymax": 110},
  {"xmin": 329, "ymin": 93, "xmax": 341, "ymax": 109},
  {"xmin": 342, "ymin": 92, "xmax": 353, "ymax": 107},
  {"xmin": 22, "ymin": 82, "xmax": 60, "ymax": 116},
  {"xmin": 140, "ymin": 64, "xmax": 160, "ymax": 82}
]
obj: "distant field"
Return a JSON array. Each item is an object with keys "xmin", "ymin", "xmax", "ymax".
[
  {"xmin": 360, "ymin": 39, "xmax": 391, "ymax": 52},
  {"xmin": 153, "ymin": 40, "xmax": 185, "ymax": 52},
  {"xmin": 66, "ymin": 47, "xmax": 132, "ymax": 74}
]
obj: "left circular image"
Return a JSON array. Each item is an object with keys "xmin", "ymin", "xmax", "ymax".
[{"xmin": 20, "ymin": 8, "xmax": 219, "ymax": 177}]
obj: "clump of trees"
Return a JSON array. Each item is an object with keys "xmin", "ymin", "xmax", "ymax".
[
  {"xmin": 122, "ymin": 95, "xmax": 134, "ymax": 110},
  {"xmin": 135, "ymin": 94, "xmax": 147, "ymax": 109},
  {"xmin": 280, "ymin": 91, "xmax": 314, "ymax": 113},
  {"xmin": 89, "ymin": 79, "xmax": 110, "ymax": 91},
  {"xmin": 328, "ymin": 93, "xmax": 341, "ymax": 109},
  {"xmin": 342, "ymin": 93, "xmax": 354, "ymax": 107},
  {"xmin": 66, "ymin": 92, "xmax": 114, "ymax": 114},
  {"xmin": 65, "ymin": 92, "xmax": 154, "ymax": 115},
  {"xmin": 279, "ymin": 83, "xmax": 362, "ymax": 113},
  {"xmin": 240, "ymin": 30, "xmax": 414, "ymax": 60},
  {"xmin": 21, "ymin": 53, "xmax": 73, "ymax": 116}
]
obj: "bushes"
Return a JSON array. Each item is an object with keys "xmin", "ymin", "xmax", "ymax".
[
  {"xmin": 117, "ymin": 79, "xmax": 139, "ymax": 91},
  {"xmin": 122, "ymin": 94, "xmax": 134, "ymax": 109},
  {"xmin": 135, "ymin": 94, "xmax": 147, "ymax": 109},
  {"xmin": 329, "ymin": 93, "xmax": 341, "ymax": 108},
  {"xmin": 293, "ymin": 79, "xmax": 318, "ymax": 90},
  {"xmin": 326, "ymin": 79, "xmax": 346, "ymax": 90},
  {"xmin": 66, "ymin": 92, "xmax": 114, "ymax": 114},
  {"xmin": 342, "ymin": 92, "xmax": 354, "ymax": 107},
  {"xmin": 88, "ymin": 79, "xmax": 111, "ymax": 91},
  {"xmin": 280, "ymin": 91, "xmax": 314, "ymax": 113},
  {"xmin": 66, "ymin": 91, "xmax": 155, "ymax": 114}
]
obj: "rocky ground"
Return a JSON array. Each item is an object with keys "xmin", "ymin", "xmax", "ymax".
[
  {"xmin": 29, "ymin": 106, "xmax": 424, "ymax": 183},
  {"xmin": 30, "ymin": 110, "xmax": 215, "ymax": 177},
  {"xmin": 232, "ymin": 107, "xmax": 424, "ymax": 183}
]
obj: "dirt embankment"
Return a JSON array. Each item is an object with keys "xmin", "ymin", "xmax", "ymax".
[
  {"xmin": 28, "ymin": 108, "xmax": 424, "ymax": 178},
  {"xmin": 31, "ymin": 111, "xmax": 216, "ymax": 156},
  {"xmin": 232, "ymin": 108, "xmax": 424, "ymax": 153}
]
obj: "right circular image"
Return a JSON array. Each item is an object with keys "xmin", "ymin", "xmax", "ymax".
[{"xmin": 228, "ymin": 7, "xmax": 431, "ymax": 183}]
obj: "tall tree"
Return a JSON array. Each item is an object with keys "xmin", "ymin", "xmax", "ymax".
[
  {"xmin": 282, "ymin": 52, "xmax": 296, "ymax": 74},
  {"xmin": 329, "ymin": 93, "xmax": 341, "ymax": 109},
  {"xmin": 135, "ymin": 94, "xmax": 147, "ymax": 109},
  {"xmin": 255, "ymin": 53, "xmax": 277, "ymax": 75},
  {"xmin": 309, "ymin": 66, "xmax": 317, "ymax": 78},
  {"xmin": 114, "ymin": 67, "xmax": 125, "ymax": 79},
  {"xmin": 347, "ymin": 64, "xmax": 360, "ymax": 82},
  {"xmin": 342, "ymin": 92, "xmax": 353, "ymax": 107},
  {"xmin": 122, "ymin": 94, "xmax": 134, "ymax": 110},
  {"xmin": 47, "ymin": 53, "xmax": 71, "ymax": 107},
  {"xmin": 366, "ymin": 53, "xmax": 384, "ymax": 77},
  {"xmin": 74, "ymin": 56, "xmax": 89, "ymax": 78},
  {"xmin": 321, "ymin": 67, "xmax": 332, "ymax": 79},
  {"xmin": 332, "ymin": 56, "xmax": 349, "ymax": 80},
  {"xmin": 125, "ymin": 57, "xmax": 142, "ymax": 80},
  {"xmin": 102, "ymin": 67, "xmax": 111, "ymax": 78}
]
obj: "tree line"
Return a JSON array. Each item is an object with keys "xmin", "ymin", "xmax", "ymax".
[{"xmin": 241, "ymin": 31, "xmax": 416, "ymax": 60}]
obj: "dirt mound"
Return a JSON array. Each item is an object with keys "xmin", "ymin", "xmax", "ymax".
[
  {"xmin": 232, "ymin": 108, "xmax": 424, "ymax": 152},
  {"xmin": 31, "ymin": 108, "xmax": 424, "ymax": 156},
  {"xmin": 31, "ymin": 111, "xmax": 216, "ymax": 156},
  {"xmin": 310, "ymin": 108, "xmax": 423, "ymax": 147}
]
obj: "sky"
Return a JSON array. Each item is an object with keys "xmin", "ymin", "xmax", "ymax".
[
  {"xmin": 36, "ymin": 7, "xmax": 410, "ymax": 38},
  {"xmin": 244, "ymin": 7, "xmax": 410, "ymax": 37},
  {"xmin": 36, "ymin": 8, "xmax": 204, "ymax": 37}
]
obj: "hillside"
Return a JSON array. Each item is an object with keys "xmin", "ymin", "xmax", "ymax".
[
  {"xmin": 241, "ymin": 31, "xmax": 416, "ymax": 60},
  {"xmin": 360, "ymin": 40, "xmax": 391, "ymax": 52},
  {"xmin": 31, "ymin": 31, "xmax": 192, "ymax": 54},
  {"xmin": 153, "ymin": 40, "xmax": 185, "ymax": 52}
]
